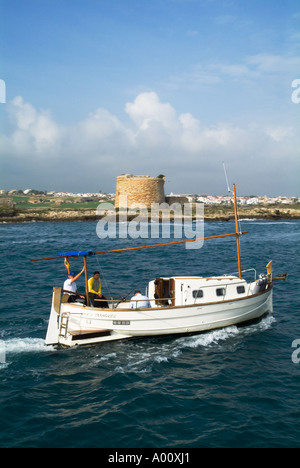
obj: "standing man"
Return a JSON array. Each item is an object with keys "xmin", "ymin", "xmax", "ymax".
[{"xmin": 88, "ymin": 271, "xmax": 109, "ymax": 308}]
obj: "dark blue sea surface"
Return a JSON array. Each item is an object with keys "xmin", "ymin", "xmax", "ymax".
[{"xmin": 0, "ymin": 219, "xmax": 299, "ymax": 448}]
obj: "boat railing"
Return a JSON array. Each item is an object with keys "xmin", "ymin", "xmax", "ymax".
[
  {"xmin": 228, "ymin": 268, "xmax": 257, "ymax": 281},
  {"xmin": 94, "ymin": 297, "xmax": 173, "ymax": 309},
  {"xmin": 62, "ymin": 292, "xmax": 174, "ymax": 309}
]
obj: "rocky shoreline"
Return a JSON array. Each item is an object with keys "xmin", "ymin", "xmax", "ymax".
[{"xmin": 1, "ymin": 205, "xmax": 300, "ymax": 223}]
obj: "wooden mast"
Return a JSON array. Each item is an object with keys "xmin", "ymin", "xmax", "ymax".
[
  {"xmin": 83, "ymin": 256, "xmax": 90, "ymax": 306},
  {"xmin": 233, "ymin": 183, "xmax": 242, "ymax": 279}
]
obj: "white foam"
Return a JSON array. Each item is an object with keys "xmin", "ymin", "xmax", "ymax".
[
  {"xmin": 4, "ymin": 338, "xmax": 55, "ymax": 354},
  {"xmin": 244, "ymin": 221, "xmax": 295, "ymax": 225},
  {"xmin": 177, "ymin": 314, "xmax": 276, "ymax": 350},
  {"xmin": 178, "ymin": 326, "xmax": 240, "ymax": 349},
  {"xmin": 244, "ymin": 314, "xmax": 276, "ymax": 333},
  {"xmin": 98, "ymin": 352, "xmax": 117, "ymax": 362},
  {"xmin": 86, "ymin": 315, "xmax": 277, "ymax": 375},
  {"xmin": 154, "ymin": 355, "xmax": 169, "ymax": 363},
  {"xmin": 0, "ymin": 363, "xmax": 9, "ymax": 370}
]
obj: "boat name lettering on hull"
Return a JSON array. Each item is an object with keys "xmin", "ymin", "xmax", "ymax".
[
  {"xmin": 96, "ymin": 313, "xmax": 116, "ymax": 319},
  {"xmin": 83, "ymin": 312, "xmax": 116, "ymax": 319}
]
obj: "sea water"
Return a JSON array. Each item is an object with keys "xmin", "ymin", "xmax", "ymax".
[{"xmin": 0, "ymin": 219, "xmax": 299, "ymax": 448}]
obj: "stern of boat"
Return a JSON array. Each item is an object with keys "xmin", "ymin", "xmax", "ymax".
[{"xmin": 45, "ymin": 287, "xmax": 62, "ymax": 346}]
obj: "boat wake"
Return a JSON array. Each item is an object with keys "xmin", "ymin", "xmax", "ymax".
[
  {"xmin": 3, "ymin": 338, "xmax": 55, "ymax": 354},
  {"xmin": 0, "ymin": 338, "xmax": 56, "ymax": 369},
  {"xmin": 179, "ymin": 314, "xmax": 276, "ymax": 350},
  {"xmin": 95, "ymin": 315, "xmax": 276, "ymax": 374},
  {"xmin": 0, "ymin": 316, "xmax": 275, "ymax": 373}
]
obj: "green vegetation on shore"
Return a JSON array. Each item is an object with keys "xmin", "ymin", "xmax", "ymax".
[
  {"xmin": 7, "ymin": 194, "xmax": 103, "ymax": 210},
  {"xmin": 1, "ymin": 193, "xmax": 300, "ymax": 223}
]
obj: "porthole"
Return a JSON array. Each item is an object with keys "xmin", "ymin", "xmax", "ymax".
[
  {"xmin": 216, "ymin": 288, "xmax": 226, "ymax": 297},
  {"xmin": 192, "ymin": 290, "xmax": 204, "ymax": 298}
]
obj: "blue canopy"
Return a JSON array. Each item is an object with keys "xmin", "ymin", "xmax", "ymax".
[{"xmin": 58, "ymin": 250, "xmax": 94, "ymax": 257}]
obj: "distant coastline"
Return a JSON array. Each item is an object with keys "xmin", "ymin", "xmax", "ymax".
[
  {"xmin": 1, "ymin": 192, "xmax": 300, "ymax": 223},
  {"xmin": 1, "ymin": 205, "xmax": 300, "ymax": 224}
]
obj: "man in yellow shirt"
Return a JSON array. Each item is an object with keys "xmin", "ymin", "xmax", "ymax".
[{"xmin": 88, "ymin": 271, "xmax": 108, "ymax": 308}]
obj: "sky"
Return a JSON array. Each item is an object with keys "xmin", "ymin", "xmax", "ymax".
[{"xmin": 0, "ymin": 0, "xmax": 299, "ymax": 196}]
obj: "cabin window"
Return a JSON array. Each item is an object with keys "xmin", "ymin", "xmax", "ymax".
[
  {"xmin": 216, "ymin": 288, "xmax": 226, "ymax": 297},
  {"xmin": 193, "ymin": 290, "xmax": 204, "ymax": 299},
  {"xmin": 237, "ymin": 286, "xmax": 245, "ymax": 294}
]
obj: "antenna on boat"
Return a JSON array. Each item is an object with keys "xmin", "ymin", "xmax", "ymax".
[{"xmin": 223, "ymin": 162, "xmax": 232, "ymax": 194}]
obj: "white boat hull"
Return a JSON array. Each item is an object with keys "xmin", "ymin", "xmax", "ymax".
[{"xmin": 46, "ymin": 286, "xmax": 273, "ymax": 348}]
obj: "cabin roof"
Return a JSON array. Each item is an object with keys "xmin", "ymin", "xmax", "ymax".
[{"xmin": 153, "ymin": 275, "xmax": 246, "ymax": 283}]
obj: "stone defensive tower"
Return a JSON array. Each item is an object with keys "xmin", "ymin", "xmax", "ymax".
[{"xmin": 115, "ymin": 174, "xmax": 166, "ymax": 209}]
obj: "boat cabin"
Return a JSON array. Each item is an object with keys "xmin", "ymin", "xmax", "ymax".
[{"xmin": 146, "ymin": 276, "xmax": 255, "ymax": 308}]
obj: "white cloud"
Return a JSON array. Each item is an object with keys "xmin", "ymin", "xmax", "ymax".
[
  {"xmin": 125, "ymin": 92, "xmax": 178, "ymax": 131},
  {"xmin": 0, "ymin": 92, "xmax": 299, "ymax": 195},
  {"xmin": 8, "ymin": 96, "xmax": 61, "ymax": 154},
  {"xmin": 264, "ymin": 126, "xmax": 294, "ymax": 142},
  {"xmin": 246, "ymin": 54, "xmax": 300, "ymax": 75},
  {"xmin": 166, "ymin": 53, "xmax": 300, "ymax": 90}
]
